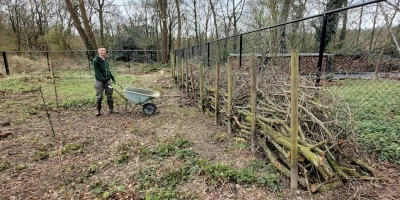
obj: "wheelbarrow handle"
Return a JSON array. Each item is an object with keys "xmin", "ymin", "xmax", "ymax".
[{"xmin": 114, "ymin": 82, "xmax": 124, "ymax": 90}]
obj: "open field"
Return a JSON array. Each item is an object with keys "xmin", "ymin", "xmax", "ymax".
[{"xmin": 0, "ymin": 63, "xmax": 399, "ymax": 199}]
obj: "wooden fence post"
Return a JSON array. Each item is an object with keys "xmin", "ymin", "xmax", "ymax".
[
  {"xmin": 185, "ymin": 59, "xmax": 189, "ymax": 94},
  {"xmin": 290, "ymin": 50, "xmax": 299, "ymax": 190},
  {"xmin": 181, "ymin": 58, "xmax": 184, "ymax": 89},
  {"xmin": 250, "ymin": 53, "xmax": 257, "ymax": 153},
  {"xmin": 176, "ymin": 57, "xmax": 179, "ymax": 85},
  {"xmin": 171, "ymin": 52, "xmax": 175, "ymax": 80},
  {"xmin": 215, "ymin": 62, "xmax": 220, "ymax": 125},
  {"xmin": 227, "ymin": 57, "xmax": 233, "ymax": 136},
  {"xmin": 199, "ymin": 62, "xmax": 204, "ymax": 112},
  {"xmin": 190, "ymin": 62, "xmax": 195, "ymax": 98}
]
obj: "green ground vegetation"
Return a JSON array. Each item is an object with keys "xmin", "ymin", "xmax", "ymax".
[
  {"xmin": 331, "ymin": 79, "xmax": 400, "ymax": 162},
  {"xmin": 0, "ymin": 64, "xmax": 151, "ymax": 111},
  {"xmin": 133, "ymin": 137, "xmax": 280, "ymax": 199}
]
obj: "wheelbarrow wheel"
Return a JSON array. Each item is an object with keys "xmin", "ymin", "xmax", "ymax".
[{"xmin": 143, "ymin": 103, "xmax": 157, "ymax": 115}]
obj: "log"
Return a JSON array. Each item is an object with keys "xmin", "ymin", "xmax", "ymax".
[
  {"xmin": 352, "ymin": 159, "xmax": 382, "ymax": 178},
  {"xmin": 311, "ymin": 180, "xmax": 343, "ymax": 193},
  {"xmin": 257, "ymin": 134, "xmax": 308, "ymax": 188}
]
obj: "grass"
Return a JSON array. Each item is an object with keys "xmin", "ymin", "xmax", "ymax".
[
  {"xmin": 330, "ymin": 79, "xmax": 400, "ymax": 162},
  {"xmin": 89, "ymin": 179, "xmax": 125, "ymax": 198},
  {"xmin": 0, "ymin": 69, "xmax": 138, "ymax": 110},
  {"xmin": 133, "ymin": 137, "xmax": 280, "ymax": 199}
]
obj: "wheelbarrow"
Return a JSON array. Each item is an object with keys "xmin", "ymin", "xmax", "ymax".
[{"xmin": 112, "ymin": 83, "xmax": 160, "ymax": 115}]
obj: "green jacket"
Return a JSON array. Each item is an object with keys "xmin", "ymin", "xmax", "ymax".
[{"xmin": 93, "ymin": 55, "xmax": 115, "ymax": 82}]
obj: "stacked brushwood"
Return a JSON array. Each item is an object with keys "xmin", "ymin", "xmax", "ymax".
[{"xmin": 187, "ymin": 61, "xmax": 381, "ymax": 192}]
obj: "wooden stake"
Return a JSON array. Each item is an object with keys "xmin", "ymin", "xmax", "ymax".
[
  {"xmin": 175, "ymin": 56, "xmax": 179, "ymax": 85},
  {"xmin": 171, "ymin": 53, "xmax": 175, "ymax": 80},
  {"xmin": 199, "ymin": 62, "xmax": 204, "ymax": 112},
  {"xmin": 181, "ymin": 58, "xmax": 184, "ymax": 88},
  {"xmin": 250, "ymin": 53, "xmax": 257, "ymax": 153},
  {"xmin": 290, "ymin": 50, "xmax": 300, "ymax": 190},
  {"xmin": 185, "ymin": 59, "xmax": 188, "ymax": 94},
  {"xmin": 190, "ymin": 62, "xmax": 195, "ymax": 98},
  {"xmin": 215, "ymin": 62, "xmax": 220, "ymax": 125},
  {"xmin": 227, "ymin": 57, "xmax": 233, "ymax": 136}
]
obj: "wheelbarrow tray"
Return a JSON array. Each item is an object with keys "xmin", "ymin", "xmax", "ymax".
[{"xmin": 123, "ymin": 86, "xmax": 160, "ymax": 104}]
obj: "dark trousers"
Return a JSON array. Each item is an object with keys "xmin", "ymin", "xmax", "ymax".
[{"xmin": 94, "ymin": 80, "xmax": 113, "ymax": 101}]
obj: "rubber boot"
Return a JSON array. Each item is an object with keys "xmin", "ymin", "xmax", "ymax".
[
  {"xmin": 107, "ymin": 100, "xmax": 117, "ymax": 114},
  {"xmin": 95, "ymin": 100, "xmax": 101, "ymax": 116}
]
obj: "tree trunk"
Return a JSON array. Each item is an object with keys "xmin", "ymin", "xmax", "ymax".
[
  {"xmin": 175, "ymin": 0, "xmax": 181, "ymax": 49},
  {"xmin": 338, "ymin": 1, "xmax": 348, "ymax": 49},
  {"xmin": 205, "ymin": 8, "xmax": 211, "ymax": 42},
  {"xmin": 356, "ymin": 6, "xmax": 363, "ymax": 47},
  {"xmin": 65, "ymin": 0, "xmax": 95, "ymax": 57},
  {"xmin": 158, "ymin": 0, "xmax": 168, "ymax": 64},
  {"xmin": 7, "ymin": 1, "xmax": 22, "ymax": 51},
  {"xmin": 168, "ymin": 9, "xmax": 173, "ymax": 52},
  {"xmin": 232, "ymin": 0, "xmax": 245, "ymax": 53},
  {"xmin": 209, "ymin": 0, "xmax": 221, "ymax": 61},
  {"xmin": 97, "ymin": 0, "xmax": 105, "ymax": 46},
  {"xmin": 323, "ymin": 0, "xmax": 347, "ymax": 49},
  {"xmin": 268, "ymin": 0, "xmax": 279, "ymax": 56},
  {"xmin": 78, "ymin": 0, "xmax": 97, "ymax": 50},
  {"xmin": 380, "ymin": 3, "xmax": 400, "ymax": 55},
  {"xmin": 233, "ymin": 0, "xmax": 237, "ymax": 53},
  {"xmin": 193, "ymin": 0, "xmax": 199, "ymax": 44},
  {"xmin": 369, "ymin": 6, "xmax": 378, "ymax": 51},
  {"xmin": 278, "ymin": 0, "xmax": 294, "ymax": 51}
]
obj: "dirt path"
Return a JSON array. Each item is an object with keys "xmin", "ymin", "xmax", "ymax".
[{"xmin": 0, "ymin": 71, "xmax": 399, "ymax": 200}]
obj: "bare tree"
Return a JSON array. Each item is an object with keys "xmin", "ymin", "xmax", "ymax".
[
  {"xmin": 232, "ymin": 0, "xmax": 246, "ymax": 53},
  {"xmin": 65, "ymin": 0, "xmax": 96, "ymax": 56},
  {"xmin": 278, "ymin": 0, "xmax": 294, "ymax": 51},
  {"xmin": 193, "ymin": 0, "xmax": 199, "ymax": 44},
  {"xmin": 209, "ymin": 0, "xmax": 221, "ymax": 61},
  {"xmin": 356, "ymin": 5, "xmax": 363, "ymax": 46},
  {"xmin": 89, "ymin": 0, "xmax": 110, "ymax": 46},
  {"xmin": 203, "ymin": 3, "xmax": 212, "ymax": 42},
  {"xmin": 268, "ymin": 0, "xmax": 279, "ymax": 55},
  {"xmin": 79, "ymin": 0, "xmax": 97, "ymax": 50},
  {"xmin": 6, "ymin": 0, "xmax": 23, "ymax": 51},
  {"xmin": 369, "ymin": 5, "xmax": 379, "ymax": 51},
  {"xmin": 158, "ymin": 0, "xmax": 168, "ymax": 63},
  {"xmin": 175, "ymin": 0, "xmax": 182, "ymax": 49},
  {"xmin": 338, "ymin": 0, "xmax": 347, "ymax": 49}
]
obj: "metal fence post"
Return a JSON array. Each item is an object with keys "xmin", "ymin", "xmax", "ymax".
[
  {"xmin": 2, "ymin": 51, "xmax": 9, "ymax": 75},
  {"xmin": 239, "ymin": 34, "xmax": 243, "ymax": 68},
  {"xmin": 316, "ymin": 14, "xmax": 328, "ymax": 86},
  {"xmin": 46, "ymin": 51, "xmax": 51, "ymax": 72}
]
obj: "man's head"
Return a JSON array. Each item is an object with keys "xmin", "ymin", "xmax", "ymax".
[{"xmin": 98, "ymin": 47, "xmax": 107, "ymax": 59}]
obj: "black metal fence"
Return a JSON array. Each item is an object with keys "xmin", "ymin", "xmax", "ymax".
[{"xmin": 173, "ymin": 0, "xmax": 400, "ymax": 162}]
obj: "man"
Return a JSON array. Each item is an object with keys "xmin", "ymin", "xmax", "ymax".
[{"xmin": 93, "ymin": 47, "xmax": 116, "ymax": 116}]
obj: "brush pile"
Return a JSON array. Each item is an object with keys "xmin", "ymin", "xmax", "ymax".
[{"xmin": 182, "ymin": 59, "xmax": 381, "ymax": 192}]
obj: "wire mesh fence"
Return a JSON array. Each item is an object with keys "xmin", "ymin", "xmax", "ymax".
[
  {"xmin": 174, "ymin": 0, "xmax": 400, "ymax": 165},
  {"xmin": 1, "ymin": 50, "xmax": 169, "ymax": 113},
  {"xmin": 1, "ymin": 50, "xmax": 167, "ymax": 75}
]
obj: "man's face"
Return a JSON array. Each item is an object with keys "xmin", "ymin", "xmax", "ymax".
[{"xmin": 98, "ymin": 48, "xmax": 107, "ymax": 57}]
